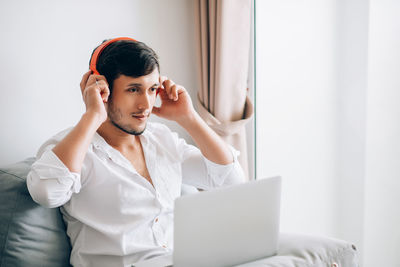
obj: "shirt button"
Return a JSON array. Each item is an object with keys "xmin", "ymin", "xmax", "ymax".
[
  {"xmin": 155, "ymin": 217, "xmax": 159, "ymax": 223},
  {"xmin": 162, "ymin": 245, "xmax": 167, "ymax": 248}
]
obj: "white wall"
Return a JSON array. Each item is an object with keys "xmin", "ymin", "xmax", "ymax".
[
  {"xmin": 364, "ymin": 1, "xmax": 400, "ymax": 266},
  {"xmin": 334, "ymin": 0, "xmax": 369, "ymax": 257},
  {"xmin": 256, "ymin": 0, "xmax": 400, "ymax": 266},
  {"xmin": 0, "ymin": 0, "xmax": 200, "ymax": 166},
  {"xmin": 256, "ymin": 0, "xmax": 338, "ymax": 237}
]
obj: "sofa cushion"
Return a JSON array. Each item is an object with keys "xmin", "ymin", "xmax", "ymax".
[{"xmin": 0, "ymin": 158, "xmax": 71, "ymax": 267}]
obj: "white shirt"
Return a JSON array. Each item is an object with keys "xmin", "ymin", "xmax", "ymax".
[{"xmin": 27, "ymin": 122, "xmax": 245, "ymax": 267}]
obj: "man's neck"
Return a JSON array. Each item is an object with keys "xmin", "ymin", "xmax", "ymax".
[{"xmin": 96, "ymin": 121, "xmax": 141, "ymax": 152}]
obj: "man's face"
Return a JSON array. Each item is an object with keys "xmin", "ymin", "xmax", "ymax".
[{"xmin": 107, "ymin": 68, "xmax": 159, "ymax": 135}]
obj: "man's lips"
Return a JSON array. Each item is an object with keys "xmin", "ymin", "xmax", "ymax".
[{"xmin": 131, "ymin": 113, "xmax": 149, "ymax": 121}]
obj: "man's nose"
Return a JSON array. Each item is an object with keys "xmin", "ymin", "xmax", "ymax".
[{"xmin": 137, "ymin": 93, "xmax": 151, "ymax": 111}]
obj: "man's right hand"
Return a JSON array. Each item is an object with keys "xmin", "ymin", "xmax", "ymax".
[
  {"xmin": 50, "ymin": 71, "xmax": 110, "ymax": 173},
  {"xmin": 80, "ymin": 70, "xmax": 110, "ymax": 123}
]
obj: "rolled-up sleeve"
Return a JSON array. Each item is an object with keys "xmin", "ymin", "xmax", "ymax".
[
  {"xmin": 201, "ymin": 145, "xmax": 245, "ymax": 186},
  {"xmin": 181, "ymin": 143, "xmax": 246, "ymax": 190},
  {"xmin": 27, "ymin": 139, "xmax": 81, "ymax": 208}
]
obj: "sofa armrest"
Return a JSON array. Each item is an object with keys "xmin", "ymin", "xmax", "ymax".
[{"xmin": 235, "ymin": 232, "xmax": 358, "ymax": 267}]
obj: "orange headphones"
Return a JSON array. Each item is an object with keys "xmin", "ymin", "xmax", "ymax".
[{"xmin": 89, "ymin": 37, "xmax": 137, "ymax": 75}]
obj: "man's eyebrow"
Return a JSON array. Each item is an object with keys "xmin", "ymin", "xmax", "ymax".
[{"xmin": 127, "ymin": 83, "xmax": 160, "ymax": 87}]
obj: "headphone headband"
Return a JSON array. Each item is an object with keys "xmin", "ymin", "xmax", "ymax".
[{"xmin": 89, "ymin": 37, "xmax": 137, "ymax": 75}]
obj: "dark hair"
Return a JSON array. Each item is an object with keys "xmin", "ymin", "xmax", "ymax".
[{"xmin": 90, "ymin": 39, "xmax": 160, "ymax": 93}]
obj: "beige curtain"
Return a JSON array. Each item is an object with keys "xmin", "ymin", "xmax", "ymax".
[{"xmin": 194, "ymin": 0, "xmax": 253, "ymax": 180}]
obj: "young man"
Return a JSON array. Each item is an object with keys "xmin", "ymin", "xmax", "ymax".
[{"xmin": 27, "ymin": 38, "xmax": 245, "ymax": 267}]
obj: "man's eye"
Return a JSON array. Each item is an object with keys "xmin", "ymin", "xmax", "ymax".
[
  {"xmin": 128, "ymin": 88, "xmax": 138, "ymax": 92},
  {"xmin": 150, "ymin": 87, "xmax": 157, "ymax": 92}
]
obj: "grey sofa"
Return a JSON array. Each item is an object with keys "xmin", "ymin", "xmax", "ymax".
[
  {"xmin": 0, "ymin": 158, "xmax": 71, "ymax": 267},
  {"xmin": 0, "ymin": 158, "xmax": 358, "ymax": 267}
]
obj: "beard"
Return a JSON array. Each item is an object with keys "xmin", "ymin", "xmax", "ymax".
[{"xmin": 107, "ymin": 100, "xmax": 147, "ymax": 136}]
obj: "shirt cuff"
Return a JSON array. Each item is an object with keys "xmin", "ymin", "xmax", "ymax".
[{"xmin": 32, "ymin": 149, "xmax": 81, "ymax": 193}]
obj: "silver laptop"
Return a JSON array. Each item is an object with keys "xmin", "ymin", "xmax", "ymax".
[{"xmin": 133, "ymin": 176, "xmax": 281, "ymax": 267}]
